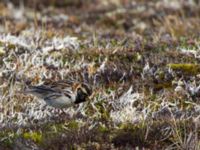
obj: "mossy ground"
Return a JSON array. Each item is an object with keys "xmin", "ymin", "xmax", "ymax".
[{"xmin": 0, "ymin": 0, "xmax": 200, "ymax": 149}]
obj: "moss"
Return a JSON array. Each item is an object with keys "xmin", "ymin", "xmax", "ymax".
[
  {"xmin": 95, "ymin": 101, "xmax": 110, "ymax": 121},
  {"xmin": 168, "ymin": 63, "xmax": 200, "ymax": 75},
  {"xmin": 153, "ymin": 82, "xmax": 172, "ymax": 90},
  {"xmin": 98, "ymin": 124, "xmax": 109, "ymax": 133},
  {"xmin": 7, "ymin": 43, "xmax": 16, "ymax": 50},
  {"xmin": 23, "ymin": 131, "xmax": 42, "ymax": 144},
  {"xmin": 66, "ymin": 120, "xmax": 79, "ymax": 130}
]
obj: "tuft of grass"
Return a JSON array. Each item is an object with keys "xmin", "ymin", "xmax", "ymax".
[
  {"xmin": 65, "ymin": 120, "xmax": 79, "ymax": 130},
  {"xmin": 0, "ymin": 131, "xmax": 16, "ymax": 148}
]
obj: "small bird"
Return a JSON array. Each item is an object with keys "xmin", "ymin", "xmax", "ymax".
[{"xmin": 24, "ymin": 80, "xmax": 92, "ymax": 108}]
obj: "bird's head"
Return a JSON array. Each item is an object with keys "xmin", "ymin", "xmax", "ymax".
[{"xmin": 74, "ymin": 83, "xmax": 92, "ymax": 104}]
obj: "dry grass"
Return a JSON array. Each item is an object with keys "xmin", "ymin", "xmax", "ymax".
[{"xmin": 0, "ymin": 0, "xmax": 200, "ymax": 149}]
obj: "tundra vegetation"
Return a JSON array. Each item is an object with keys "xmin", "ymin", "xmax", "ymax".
[{"xmin": 0, "ymin": 0, "xmax": 200, "ymax": 149}]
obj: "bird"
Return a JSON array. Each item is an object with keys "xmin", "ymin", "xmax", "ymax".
[{"xmin": 24, "ymin": 80, "xmax": 92, "ymax": 108}]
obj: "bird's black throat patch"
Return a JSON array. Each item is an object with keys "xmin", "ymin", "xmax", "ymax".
[{"xmin": 75, "ymin": 88, "xmax": 88, "ymax": 104}]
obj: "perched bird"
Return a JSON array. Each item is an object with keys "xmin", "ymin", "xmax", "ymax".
[{"xmin": 24, "ymin": 80, "xmax": 92, "ymax": 108}]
